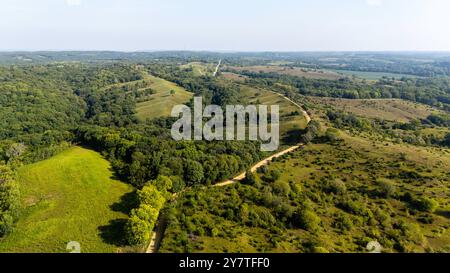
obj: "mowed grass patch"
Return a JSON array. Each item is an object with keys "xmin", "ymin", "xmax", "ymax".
[
  {"xmin": 136, "ymin": 75, "xmax": 193, "ymax": 121},
  {"xmin": 0, "ymin": 147, "xmax": 134, "ymax": 253}
]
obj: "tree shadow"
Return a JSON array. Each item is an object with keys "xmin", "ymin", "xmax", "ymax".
[
  {"xmin": 98, "ymin": 189, "xmax": 138, "ymax": 247},
  {"xmin": 110, "ymin": 191, "xmax": 138, "ymax": 215},
  {"xmin": 281, "ymin": 129, "xmax": 306, "ymax": 145},
  {"xmin": 435, "ymin": 210, "xmax": 450, "ymax": 220},
  {"xmin": 98, "ymin": 219, "xmax": 128, "ymax": 247}
]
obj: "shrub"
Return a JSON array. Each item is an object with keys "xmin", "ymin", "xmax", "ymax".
[
  {"xmin": 125, "ymin": 216, "xmax": 151, "ymax": 245},
  {"xmin": 334, "ymin": 213, "xmax": 353, "ymax": 232},
  {"xmin": 257, "ymin": 165, "xmax": 268, "ymax": 174},
  {"xmin": 170, "ymin": 176, "xmax": 185, "ymax": 193},
  {"xmin": 272, "ymin": 181, "xmax": 290, "ymax": 196},
  {"xmin": 184, "ymin": 160, "xmax": 204, "ymax": 185},
  {"xmin": 131, "ymin": 205, "xmax": 159, "ymax": 224},
  {"xmin": 137, "ymin": 184, "xmax": 165, "ymax": 209},
  {"xmin": 247, "ymin": 206, "xmax": 276, "ymax": 228},
  {"xmin": 326, "ymin": 179, "xmax": 347, "ymax": 195},
  {"xmin": 0, "ymin": 213, "xmax": 14, "ymax": 237},
  {"xmin": 242, "ymin": 170, "xmax": 256, "ymax": 185},
  {"xmin": 151, "ymin": 175, "xmax": 173, "ymax": 193},
  {"xmin": 376, "ymin": 179, "xmax": 396, "ymax": 198},
  {"xmin": 263, "ymin": 169, "xmax": 281, "ymax": 182},
  {"xmin": 324, "ymin": 128, "xmax": 341, "ymax": 143},
  {"xmin": 293, "ymin": 209, "xmax": 321, "ymax": 232},
  {"xmin": 412, "ymin": 197, "xmax": 439, "ymax": 213}
]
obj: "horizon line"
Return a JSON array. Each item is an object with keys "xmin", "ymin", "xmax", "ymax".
[{"xmin": 1, "ymin": 49, "xmax": 450, "ymax": 54}]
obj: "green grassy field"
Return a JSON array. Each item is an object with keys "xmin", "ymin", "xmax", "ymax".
[
  {"xmin": 0, "ymin": 147, "xmax": 133, "ymax": 253},
  {"xmin": 181, "ymin": 62, "xmax": 215, "ymax": 76},
  {"xmin": 239, "ymin": 85, "xmax": 309, "ymax": 140},
  {"xmin": 136, "ymin": 75, "xmax": 193, "ymax": 121}
]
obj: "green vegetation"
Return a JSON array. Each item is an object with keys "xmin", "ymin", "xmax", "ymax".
[
  {"xmin": 181, "ymin": 62, "xmax": 215, "ymax": 77},
  {"xmin": 238, "ymin": 84, "xmax": 309, "ymax": 139},
  {"xmin": 239, "ymin": 70, "xmax": 450, "ymax": 110},
  {"xmin": 227, "ymin": 65, "xmax": 342, "ymax": 80},
  {"xmin": 0, "ymin": 52, "xmax": 448, "ymax": 253},
  {"xmin": 0, "ymin": 147, "xmax": 133, "ymax": 253},
  {"xmin": 331, "ymin": 69, "xmax": 419, "ymax": 80},
  {"xmin": 160, "ymin": 133, "xmax": 449, "ymax": 253},
  {"xmin": 0, "ymin": 165, "xmax": 20, "ymax": 237},
  {"xmin": 306, "ymin": 98, "xmax": 444, "ymax": 123},
  {"xmin": 135, "ymin": 75, "xmax": 193, "ymax": 121}
]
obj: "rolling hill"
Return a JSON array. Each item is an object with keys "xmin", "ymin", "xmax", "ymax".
[
  {"xmin": 135, "ymin": 75, "xmax": 193, "ymax": 121},
  {"xmin": 0, "ymin": 147, "xmax": 133, "ymax": 253}
]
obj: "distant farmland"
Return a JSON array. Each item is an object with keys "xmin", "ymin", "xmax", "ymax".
[
  {"xmin": 307, "ymin": 97, "xmax": 443, "ymax": 122},
  {"xmin": 331, "ymin": 69, "xmax": 420, "ymax": 80},
  {"xmin": 227, "ymin": 65, "xmax": 343, "ymax": 80}
]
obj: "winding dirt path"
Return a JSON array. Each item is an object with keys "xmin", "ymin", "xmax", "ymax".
[
  {"xmin": 213, "ymin": 59, "xmax": 222, "ymax": 77},
  {"xmin": 214, "ymin": 144, "xmax": 302, "ymax": 187},
  {"xmin": 146, "ymin": 90, "xmax": 311, "ymax": 253}
]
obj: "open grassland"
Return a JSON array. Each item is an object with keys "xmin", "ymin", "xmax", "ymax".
[
  {"xmin": 307, "ymin": 97, "xmax": 443, "ymax": 123},
  {"xmin": 331, "ymin": 69, "xmax": 420, "ymax": 80},
  {"xmin": 136, "ymin": 75, "xmax": 193, "ymax": 121},
  {"xmin": 0, "ymin": 147, "xmax": 133, "ymax": 253},
  {"xmin": 221, "ymin": 72, "xmax": 248, "ymax": 82},
  {"xmin": 181, "ymin": 62, "xmax": 216, "ymax": 77},
  {"xmin": 238, "ymin": 84, "xmax": 309, "ymax": 141},
  {"xmin": 227, "ymin": 65, "xmax": 343, "ymax": 80},
  {"xmin": 160, "ymin": 131, "xmax": 450, "ymax": 253}
]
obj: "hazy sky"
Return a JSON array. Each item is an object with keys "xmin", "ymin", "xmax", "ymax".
[{"xmin": 1, "ymin": 0, "xmax": 450, "ymax": 51}]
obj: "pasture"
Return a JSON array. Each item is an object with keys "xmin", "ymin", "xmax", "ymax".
[
  {"xmin": 136, "ymin": 75, "xmax": 193, "ymax": 121},
  {"xmin": 0, "ymin": 147, "xmax": 133, "ymax": 253}
]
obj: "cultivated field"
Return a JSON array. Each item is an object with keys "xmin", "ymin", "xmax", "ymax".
[{"xmin": 0, "ymin": 147, "xmax": 133, "ymax": 253}]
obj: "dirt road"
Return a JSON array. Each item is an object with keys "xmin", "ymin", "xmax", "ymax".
[
  {"xmin": 213, "ymin": 59, "xmax": 222, "ymax": 77},
  {"xmin": 214, "ymin": 144, "xmax": 302, "ymax": 187},
  {"xmin": 146, "ymin": 90, "xmax": 311, "ymax": 253}
]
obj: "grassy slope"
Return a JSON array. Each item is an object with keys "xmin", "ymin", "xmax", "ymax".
[
  {"xmin": 181, "ymin": 62, "xmax": 215, "ymax": 77},
  {"xmin": 0, "ymin": 147, "xmax": 133, "ymax": 253},
  {"xmin": 238, "ymin": 85, "xmax": 309, "ymax": 137},
  {"xmin": 136, "ymin": 75, "xmax": 193, "ymax": 121},
  {"xmin": 160, "ymin": 132, "xmax": 449, "ymax": 253}
]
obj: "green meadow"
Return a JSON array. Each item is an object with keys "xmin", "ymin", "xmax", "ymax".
[
  {"xmin": 136, "ymin": 75, "xmax": 193, "ymax": 121},
  {"xmin": 0, "ymin": 147, "xmax": 133, "ymax": 253}
]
